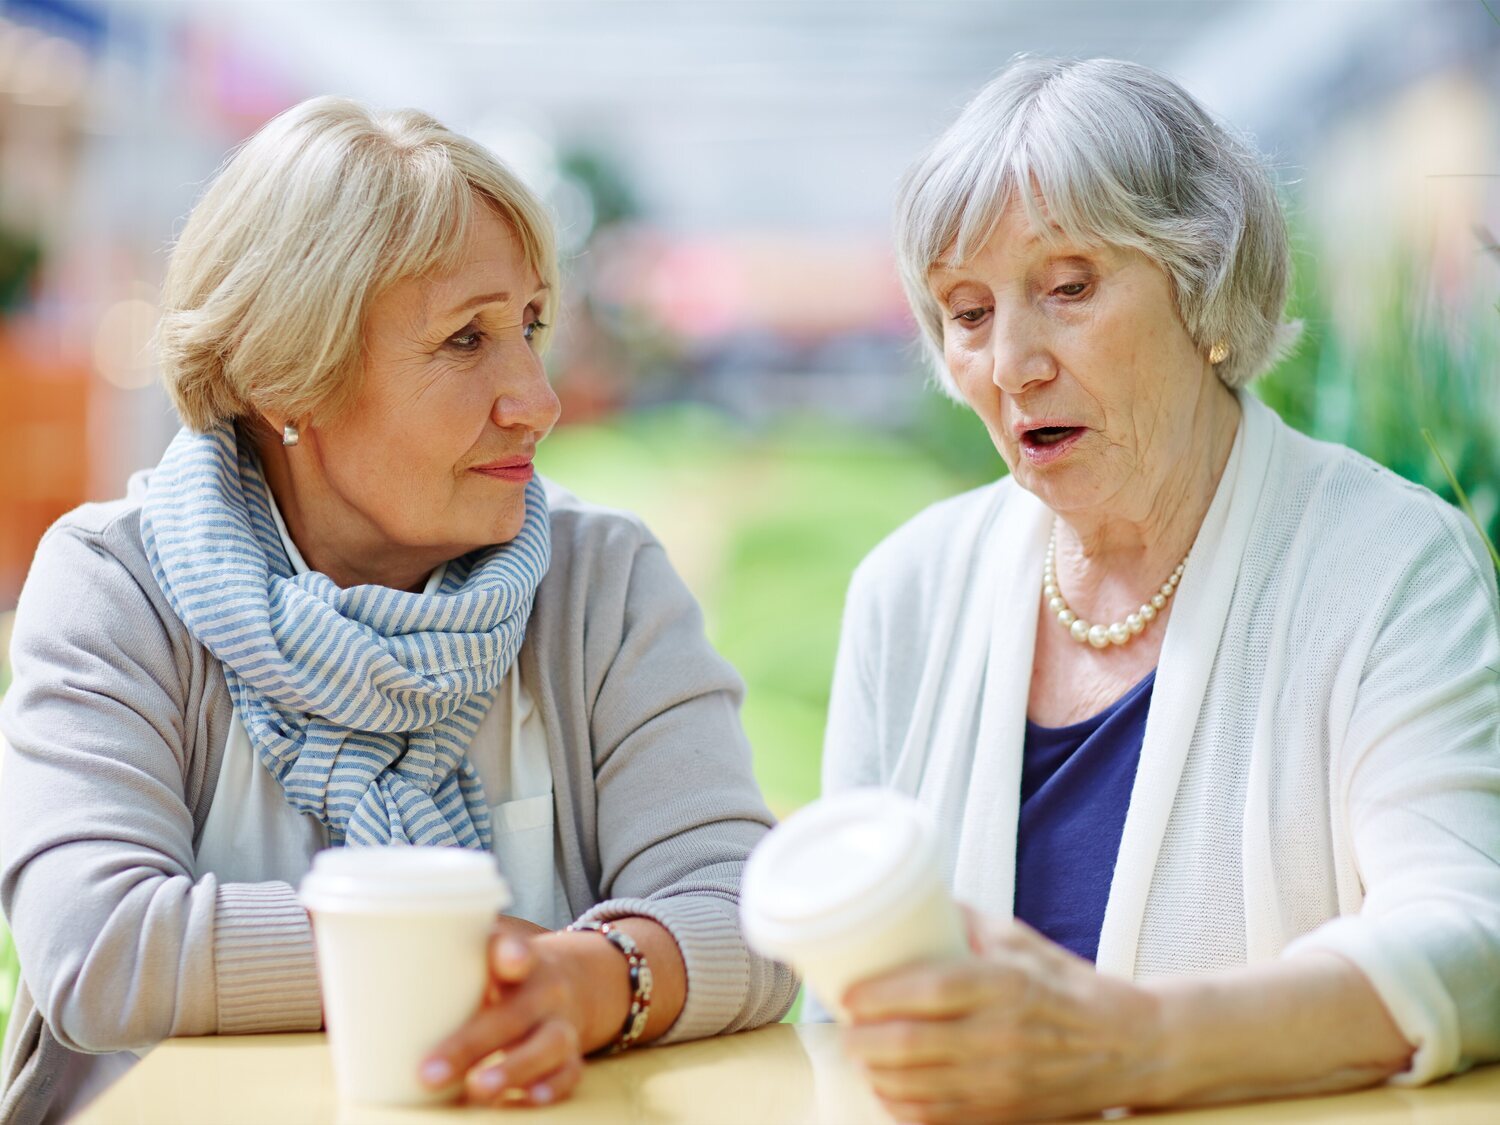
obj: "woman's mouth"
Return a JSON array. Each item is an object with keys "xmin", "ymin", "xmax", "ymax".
[
  {"xmin": 1019, "ymin": 426, "xmax": 1085, "ymax": 464},
  {"xmin": 470, "ymin": 459, "xmax": 534, "ymax": 482}
]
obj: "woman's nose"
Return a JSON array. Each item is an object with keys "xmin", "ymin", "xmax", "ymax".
[
  {"xmin": 491, "ymin": 349, "xmax": 562, "ymax": 435},
  {"xmin": 987, "ymin": 307, "xmax": 1056, "ymax": 395}
]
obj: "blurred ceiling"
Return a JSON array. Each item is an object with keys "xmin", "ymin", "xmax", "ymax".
[
  {"xmin": 197, "ymin": 0, "xmax": 1248, "ymax": 230},
  {"xmin": 164, "ymin": 1, "xmax": 1498, "ymax": 230}
]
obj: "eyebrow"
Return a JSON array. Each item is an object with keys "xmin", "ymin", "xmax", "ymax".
[{"xmin": 441, "ymin": 285, "xmax": 551, "ymax": 320}]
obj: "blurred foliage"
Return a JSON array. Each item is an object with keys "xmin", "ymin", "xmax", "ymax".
[
  {"xmin": 558, "ymin": 147, "xmax": 640, "ymax": 234},
  {"xmin": 537, "ymin": 406, "xmax": 973, "ymax": 816},
  {"xmin": 1426, "ymin": 430, "xmax": 1500, "ymax": 571},
  {"xmin": 0, "ymin": 221, "xmax": 39, "ymax": 313},
  {"xmin": 0, "ymin": 611, "xmax": 10, "ymax": 698},
  {"xmin": 905, "ymin": 383, "xmax": 1007, "ymax": 490},
  {"xmin": 0, "ymin": 923, "xmax": 14, "ymax": 1043},
  {"xmin": 1258, "ymin": 247, "xmax": 1500, "ymax": 555}
]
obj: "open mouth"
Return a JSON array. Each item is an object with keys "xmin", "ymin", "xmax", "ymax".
[{"xmin": 1022, "ymin": 426, "xmax": 1083, "ymax": 448}]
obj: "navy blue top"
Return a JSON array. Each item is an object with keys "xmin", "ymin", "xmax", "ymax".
[{"xmin": 1013, "ymin": 669, "xmax": 1155, "ymax": 963}]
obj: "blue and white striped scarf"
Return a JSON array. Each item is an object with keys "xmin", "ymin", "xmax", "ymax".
[{"xmin": 140, "ymin": 424, "xmax": 550, "ymax": 850}]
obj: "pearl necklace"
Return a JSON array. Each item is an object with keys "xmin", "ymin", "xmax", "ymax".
[{"xmin": 1043, "ymin": 527, "xmax": 1187, "ymax": 649}]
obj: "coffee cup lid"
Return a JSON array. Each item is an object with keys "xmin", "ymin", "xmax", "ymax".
[
  {"xmin": 741, "ymin": 789, "xmax": 944, "ymax": 954},
  {"xmin": 299, "ymin": 845, "xmax": 511, "ymax": 916}
]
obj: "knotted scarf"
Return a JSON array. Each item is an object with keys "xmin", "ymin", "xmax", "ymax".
[{"xmin": 141, "ymin": 424, "xmax": 550, "ymax": 849}]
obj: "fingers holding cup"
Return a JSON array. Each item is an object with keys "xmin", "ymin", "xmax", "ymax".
[
  {"xmin": 420, "ymin": 972, "xmax": 554, "ymax": 1093},
  {"xmin": 464, "ymin": 1016, "xmax": 584, "ymax": 1108},
  {"xmin": 843, "ymin": 959, "xmax": 989, "ymax": 1024}
]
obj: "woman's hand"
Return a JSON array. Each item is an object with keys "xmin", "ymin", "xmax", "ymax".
[
  {"xmin": 843, "ymin": 910, "xmax": 1414, "ymax": 1122},
  {"xmin": 841, "ymin": 913, "xmax": 1166, "ymax": 1124},
  {"xmin": 418, "ymin": 913, "xmax": 688, "ymax": 1109},
  {"xmin": 417, "ymin": 917, "xmax": 600, "ymax": 1108}
]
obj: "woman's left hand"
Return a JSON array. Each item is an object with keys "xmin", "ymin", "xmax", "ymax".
[
  {"xmin": 842, "ymin": 913, "xmax": 1166, "ymax": 1124},
  {"xmin": 419, "ymin": 913, "xmax": 687, "ymax": 1109}
]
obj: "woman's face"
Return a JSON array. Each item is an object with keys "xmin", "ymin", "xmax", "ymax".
[
  {"xmin": 930, "ymin": 196, "xmax": 1219, "ymax": 520},
  {"xmin": 300, "ymin": 204, "xmax": 559, "ymax": 560}
]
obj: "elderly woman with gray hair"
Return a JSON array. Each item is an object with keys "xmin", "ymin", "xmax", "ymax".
[
  {"xmin": 0, "ymin": 98, "xmax": 794, "ymax": 1123},
  {"xmin": 823, "ymin": 57, "xmax": 1500, "ymax": 1121}
]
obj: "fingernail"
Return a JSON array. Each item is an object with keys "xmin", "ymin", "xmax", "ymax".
[
  {"xmin": 419, "ymin": 1059, "xmax": 452, "ymax": 1085},
  {"xmin": 530, "ymin": 1083, "xmax": 553, "ymax": 1104},
  {"xmin": 501, "ymin": 938, "xmax": 528, "ymax": 961},
  {"xmin": 476, "ymin": 1068, "xmax": 506, "ymax": 1094}
]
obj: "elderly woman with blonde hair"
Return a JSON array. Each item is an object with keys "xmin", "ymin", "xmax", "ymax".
[
  {"xmin": 0, "ymin": 98, "xmax": 794, "ymax": 1123},
  {"xmin": 821, "ymin": 57, "xmax": 1500, "ymax": 1121}
]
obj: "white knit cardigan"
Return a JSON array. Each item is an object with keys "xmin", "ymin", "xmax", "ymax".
[{"xmin": 823, "ymin": 391, "xmax": 1500, "ymax": 1084}]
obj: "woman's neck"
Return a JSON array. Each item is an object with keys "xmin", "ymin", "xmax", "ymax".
[
  {"xmin": 1052, "ymin": 384, "xmax": 1242, "ymax": 613},
  {"xmin": 250, "ymin": 423, "xmax": 448, "ymax": 593}
]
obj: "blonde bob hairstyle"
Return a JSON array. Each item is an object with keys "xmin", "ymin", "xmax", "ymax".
[
  {"xmin": 158, "ymin": 96, "xmax": 559, "ymax": 433},
  {"xmin": 895, "ymin": 56, "xmax": 1301, "ymax": 396}
]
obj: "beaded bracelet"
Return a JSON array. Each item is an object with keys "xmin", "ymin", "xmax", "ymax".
[{"xmin": 566, "ymin": 920, "xmax": 654, "ymax": 1054}]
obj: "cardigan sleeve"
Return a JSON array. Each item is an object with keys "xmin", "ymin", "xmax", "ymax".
[
  {"xmin": 790, "ymin": 558, "xmax": 889, "ymax": 1027},
  {"xmin": 577, "ymin": 532, "xmax": 798, "ymax": 1043},
  {"xmin": 821, "ymin": 556, "xmax": 888, "ymax": 797},
  {"xmin": 0, "ymin": 519, "xmax": 322, "ymax": 1056},
  {"xmin": 1284, "ymin": 513, "xmax": 1500, "ymax": 1084}
]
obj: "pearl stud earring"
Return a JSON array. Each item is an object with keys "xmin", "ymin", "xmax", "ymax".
[{"xmin": 282, "ymin": 423, "xmax": 300, "ymax": 447}]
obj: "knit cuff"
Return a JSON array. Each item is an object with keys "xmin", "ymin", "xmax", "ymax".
[
  {"xmin": 213, "ymin": 882, "xmax": 324, "ymax": 1035},
  {"xmin": 576, "ymin": 894, "xmax": 749, "ymax": 1045},
  {"xmin": 1283, "ymin": 915, "xmax": 1461, "ymax": 1085}
]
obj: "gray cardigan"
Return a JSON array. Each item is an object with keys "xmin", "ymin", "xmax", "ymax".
[{"xmin": 0, "ymin": 476, "xmax": 796, "ymax": 1124}]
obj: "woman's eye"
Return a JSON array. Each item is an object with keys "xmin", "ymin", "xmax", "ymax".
[
  {"xmin": 1054, "ymin": 282, "xmax": 1089, "ymax": 298},
  {"xmin": 950, "ymin": 307, "xmax": 990, "ymax": 324},
  {"xmin": 523, "ymin": 318, "xmax": 549, "ymax": 342},
  {"xmin": 448, "ymin": 328, "xmax": 483, "ymax": 351}
]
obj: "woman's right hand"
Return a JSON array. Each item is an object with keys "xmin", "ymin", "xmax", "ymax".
[{"xmin": 418, "ymin": 918, "xmax": 593, "ymax": 1107}]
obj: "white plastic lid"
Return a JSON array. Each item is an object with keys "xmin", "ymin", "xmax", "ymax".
[
  {"xmin": 741, "ymin": 789, "xmax": 943, "ymax": 956},
  {"xmin": 299, "ymin": 846, "xmax": 511, "ymax": 916}
]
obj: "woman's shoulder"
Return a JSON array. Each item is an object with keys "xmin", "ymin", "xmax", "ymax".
[
  {"xmin": 2, "ymin": 482, "xmax": 219, "ymax": 767},
  {"xmin": 9, "ymin": 482, "xmax": 200, "ymax": 682},
  {"xmin": 1268, "ymin": 421, "xmax": 1493, "ymax": 584},
  {"xmin": 536, "ymin": 477, "xmax": 668, "ymax": 594},
  {"xmin": 532, "ymin": 477, "xmax": 702, "ymax": 635},
  {"xmin": 23, "ymin": 483, "xmax": 163, "ymax": 609}
]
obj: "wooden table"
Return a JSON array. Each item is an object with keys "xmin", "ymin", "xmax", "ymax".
[{"xmin": 77, "ymin": 1023, "xmax": 1500, "ymax": 1124}]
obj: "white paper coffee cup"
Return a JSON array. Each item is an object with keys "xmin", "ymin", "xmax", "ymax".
[
  {"xmin": 741, "ymin": 789, "xmax": 969, "ymax": 1021},
  {"xmin": 299, "ymin": 846, "xmax": 510, "ymax": 1106}
]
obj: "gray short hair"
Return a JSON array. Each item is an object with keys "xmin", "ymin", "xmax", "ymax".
[
  {"xmin": 159, "ymin": 96, "xmax": 559, "ymax": 432},
  {"xmin": 894, "ymin": 56, "xmax": 1300, "ymax": 394}
]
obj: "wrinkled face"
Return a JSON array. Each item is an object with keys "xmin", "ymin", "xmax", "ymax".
[
  {"xmin": 309, "ymin": 204, "xmax": 560, "ymax": 555},
  {"xmin": 930, "ymin": 196, "xmax": 1214, "ymax": 518}
]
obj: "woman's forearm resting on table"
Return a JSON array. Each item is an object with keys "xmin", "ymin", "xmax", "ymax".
[{"xmin": 1145, "ymin": 950, "xmax": 1413, "ymax": 1107}]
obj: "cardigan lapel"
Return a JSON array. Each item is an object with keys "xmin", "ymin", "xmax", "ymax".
[
  {"xmin": 890, "ymin": 482, "xmax": 1009, "ymax": 805},
  {"xmin": 948, "ymin": 485, "xmax": 1052, "ymax": 919},
  {"xmin": 1094, "ymin": 391, "xmax": 1277, "ymax": 978}
]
